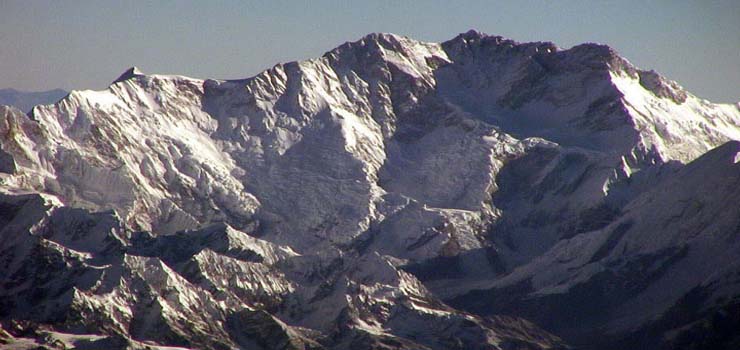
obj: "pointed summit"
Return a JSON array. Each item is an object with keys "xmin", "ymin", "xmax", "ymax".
[
  {"xmin": 459, "ymin": 29, "xmax": 487, "ymax": 40},
  {"xmin": 328, "ymin": 32, "xmax": 415, "ymax": 56},
  {"xmin": 112, "ymin": 66, "xmax": 144, "ymax": 84}
]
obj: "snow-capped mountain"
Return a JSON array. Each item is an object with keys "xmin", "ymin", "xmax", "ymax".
[
  {"xmin": 0, "ymin": 88, "xmax": 68, "ymax": 113},
  {"xmin": 1, "ymin": 30, "xmax": 739, "ymax": 349}
]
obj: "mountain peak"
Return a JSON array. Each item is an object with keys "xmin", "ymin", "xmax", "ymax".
[
  {"xmin": 329, "ymin": 32, "xmax": 419, "ymax": 54},
  {"xmin": 360, "ymin": 32, "xmax": 408, "ymax": 42},
  {"xmin": 112, "ymin": 66, "xmax": 144, "ymax": 84},
  {"xmin": 563, "ymin": 42, "xmax": 636, "ymax": 73},
  {"xmin": 567, "ymin": 42, "xmax": 620, "ymax": 61},
  {"xmin": 458, "ymin": 29, "xmax": 488, "ymax": 41},
  {"xmin": 322, "ymin": 31, "xmax": 444, "ymax": 77}
]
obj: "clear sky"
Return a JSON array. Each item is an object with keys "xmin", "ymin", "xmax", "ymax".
[{"xmin": 1, "ymin": 1, "xmax": 738, "ymax": 102}]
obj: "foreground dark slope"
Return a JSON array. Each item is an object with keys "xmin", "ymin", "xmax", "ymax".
[
  {"xmin": 449, "ymin": 141, "xmax": 740, "ymax": 348},
  {"xmin": 1, "ymin": 31, "xmax": 739, "ymax": 349}
]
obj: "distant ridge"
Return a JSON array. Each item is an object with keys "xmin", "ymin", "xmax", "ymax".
[{"xmin": 0, "ymin": 88, "xmax": 68, "ymax": 113}]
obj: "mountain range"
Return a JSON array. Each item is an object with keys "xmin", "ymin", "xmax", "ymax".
[{"xmin": 1, "ymin": 30, "xmax": 739, "ymax": 350}]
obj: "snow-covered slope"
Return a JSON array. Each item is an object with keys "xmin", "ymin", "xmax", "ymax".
[{"xmin": 1, "ymin": 31, "xmax": 739, "ymax": 349}]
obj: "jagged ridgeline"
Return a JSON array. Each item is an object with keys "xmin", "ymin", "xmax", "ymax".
[{"xmin": 1, "ymin": 31, "xmax": 739, "ymax": 350}]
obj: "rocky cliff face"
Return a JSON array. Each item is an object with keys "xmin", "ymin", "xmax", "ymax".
[{"xmin": 1, "ymin": 31, "xmax": 739, "ymax": 349}]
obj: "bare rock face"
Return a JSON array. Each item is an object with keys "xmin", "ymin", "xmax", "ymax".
[
  {"xmin": 1, "ymin": 31, "xmax": 739, "ymax": 349},
  {"xmin": 638, "ymin": 69, "xmax": 688, "ymax": 104},
  {"xmin": 0, "ymin": 148, "xmax": 15, "ymax": 174}
]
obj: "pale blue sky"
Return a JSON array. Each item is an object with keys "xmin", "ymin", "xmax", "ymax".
[{"xmin": 1, "ymin": 1, "xmax": 738, "ymax": 102}]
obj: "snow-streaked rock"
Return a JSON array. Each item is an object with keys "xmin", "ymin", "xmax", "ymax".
[{"xmin": 0, "ymin": 192, "xmax": 565, "ymax": 349}]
